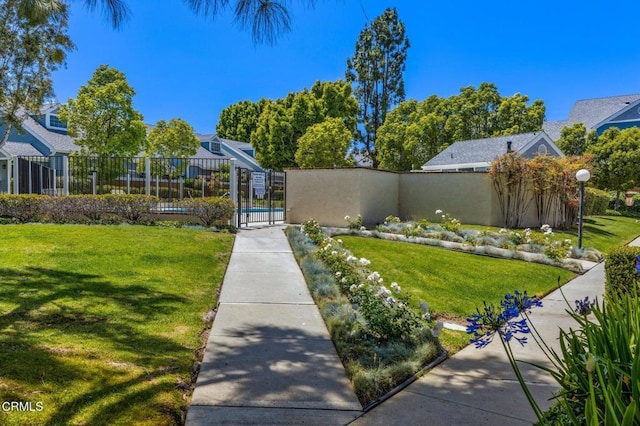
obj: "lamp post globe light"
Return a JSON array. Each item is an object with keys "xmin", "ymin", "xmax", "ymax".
[{"xmin": 576, "ymin": 169, "xmax": 591, "ymax": 250}]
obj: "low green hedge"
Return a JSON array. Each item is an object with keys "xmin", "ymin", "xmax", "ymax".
[
  {"xmin": 176, "ymin": 197, "xmax": 235, "ymax": 227},
  {"xmin": 0, "ymin": 194, "xmax": 160, "ymax": 224},
  {"xmin": 605, "ymin": 246, "xmax": 640, "ymax": 298},
  {"xmin": 0, "ymin": 194, "xmax": 45, "ymax": 223},
  {"xmin": 584, "ymin": 187, "xmax": 609, "ymax": 215}
]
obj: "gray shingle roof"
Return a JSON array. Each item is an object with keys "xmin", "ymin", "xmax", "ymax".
[
  {"xmin": 2, "ymin": 141, "xmax": 45, "ymax": 156},
  {"xmin": 566, "ymin": 94, "xmax": 640, "ymax": 129},
  {"xmin": 541, "ymin": 120, "xmax": 566, "ymax": 141},
  {"xmin": 423, "ymin": 132, "xmax": 542, "ymax": 168},
  {"xmin": 20, "ymin": 115, "xmax": 78, "ymax": 153}
]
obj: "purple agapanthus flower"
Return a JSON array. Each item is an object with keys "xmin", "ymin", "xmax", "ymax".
[
  {"xmin": 574, "ymin": 296, "xmax": 596, "ymax": 316},
  {"xmin": 467, "ymin": 291, "xmax": 542, "ymax": 349}
]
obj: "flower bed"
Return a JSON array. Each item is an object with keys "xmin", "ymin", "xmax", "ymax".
[
  {"xmin": 324, "ymin": 213, "xmax": 603, "ymax": 273},
  {"xmin": 287, "ymin": 221, "xmax": 445, "ymax": 406}
]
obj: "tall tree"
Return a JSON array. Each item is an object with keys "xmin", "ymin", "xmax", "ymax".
[
  {"xmin": 58, "ymin": 64, "xmax": 146, "ymax": 156},
  {"xmin": 21, "ymin": 0, "xmax": 318, "ymax": 43},
  {"xmin": 556, "ymin": 123, "xmax": 592, "ymax": 155},
  {"xmin": 588, "ymin": 127, "xmax": 640, "ymax": 209},
  {"xmin": 0, "ymin": 0, "xmax": 73, "ymax": 148},
  {"xmin": 295, "ymin": 117, "xmax": 352, "ymax": 168},
  {"xmin": 216, "ymin": 98, "xmax": 268, "ymax": 142},
  {"xmin": 377, "ymin": 97, "xmax": 448, "ymax": 171},
  {"xmin": 144, "ymin": 117, "xmax": 200, "ymax": 178},
  {"xmin": 242, "ymin": 80, "xmax": 357, "ymax": 170},
  {"xmin": 377, "ymin": 84, "xmax": 545, "ymax": 171},
  {"xmin": 346, "ymin": 7, "xmax": 409, "ymax": 168}
]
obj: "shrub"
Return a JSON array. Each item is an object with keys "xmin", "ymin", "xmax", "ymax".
[
  {"xmin": 605, "ymin": 246, "xmax": 640, "ymax": 297},
  {"xmin": 102, "ymin": 194, "xmax": 159, "ymax": 223},
  {"xmin": 583, "ymin": 187, "xmax": 609, "ymax": 215},
  {"xmin": 68, "ymin": 195, "xmax": 108, "ymax": 221},
  {"xmin": 42, "ymin": 196, "xmax": 82, "ymax": 223},
  {"xmin": 0, "ymin": 194, "xmax": 46, "ymax": 222},
  {"xmin": 177, "ymin": 197, "xmax": 235, "ymax": 227}
]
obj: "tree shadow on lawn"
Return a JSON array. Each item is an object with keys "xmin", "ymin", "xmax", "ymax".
[{"xmin": 0, "ymin": 266, "xmax": 197, "ymax": 425}]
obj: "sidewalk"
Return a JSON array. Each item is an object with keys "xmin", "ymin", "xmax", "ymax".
[{"xmin": 186, "ymin": 226, "xmax": 362, "ymax": 425}]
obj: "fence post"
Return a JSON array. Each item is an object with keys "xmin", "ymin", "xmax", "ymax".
[
  {"xmin": 11, "ymin": 156, "xmax": 18, "ymax": 194},
  {"xmin": 229, "ymin": 158, "xmax": 237, "ymax": 226},
  {"xmin": 62, "ymin": 156, "xmax": 69, "ymax": 195},
  {"xmin": 145, "ymin": 157, "xmax": 151, "ymax": 196}
]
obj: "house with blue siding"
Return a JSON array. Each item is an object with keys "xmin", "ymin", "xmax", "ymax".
[{"xmin": 542, "ymin": 94, "xmax": 640, "ymax": 140}]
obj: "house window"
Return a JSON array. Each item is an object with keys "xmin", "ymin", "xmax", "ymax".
[
  {"xmin": 211, "ymin": 142, "xmax": 221, "ymax": 153},
  {"xmin": 537, "ymin": 143, "xmax": 548, "ymax": 155},
  {"xmin": 48, "ymin": 114, "xmax": 67, "ymax": 129}
]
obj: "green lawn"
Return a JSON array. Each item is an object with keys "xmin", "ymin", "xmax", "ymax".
[
  {"xmin": 457, "ymin": 215, "xmax": 640, "ymax": 254},
  {"xmin": 0, "ymin": 225, "xmax": 234, "ymax": 426},
  {"xmin": 339, "ymin": 236, "xmax": 575, "ymax": 320},
  {"xmin": 580, "ymin": 215, "xmax": 640, "ymax": 253}
]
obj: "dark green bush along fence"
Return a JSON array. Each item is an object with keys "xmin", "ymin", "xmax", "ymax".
[
  {"xmin": 584, "ymin": 187, "xmax": 609, "ymax": 215},
  {"xmin": 0, "ymin": 194, "xmax": 46, "ymax": 222},
  {"xmin": 0, "ymin": 194, "xmax": 163, "ymax": 224},
  {"xmin": 605, "ymin": 246, "xmax": 640, "ymax": 297},
  {"xmin": 177, "ymin": 197, "xmax": 235, "ymax": 227}
]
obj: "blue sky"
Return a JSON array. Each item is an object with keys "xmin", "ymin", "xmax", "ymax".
[{"xmin": 52, "ymin": 0, "xmax": 640, "ymax": 134}]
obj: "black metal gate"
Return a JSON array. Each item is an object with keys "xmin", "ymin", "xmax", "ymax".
[{"xmin": 236, "ymin": 168, "xmax": 286, "ymax": 227}]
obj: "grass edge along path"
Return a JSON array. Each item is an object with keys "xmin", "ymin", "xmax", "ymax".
[{"xmin": 0, "ymin": 224, "xmax": 234, "ymax": 426}]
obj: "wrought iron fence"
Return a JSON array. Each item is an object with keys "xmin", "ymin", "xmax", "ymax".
[{"xmin": 15, "ymin": 156, "xmax": 231, "ymax": 201}]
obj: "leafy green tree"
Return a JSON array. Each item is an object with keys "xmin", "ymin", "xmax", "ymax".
[
  {"xmin": 246, "ymin": 80, "xmax": 357, "ymax": 170},
  {"xmin": 216, "ymin": 99, "xmax": 268, "ymax": 142},
  {"xmin": 378, "ymin": 83, "xmax": 545, "ymax": 171},
  {"xmin": 310, "ymin": 80, "xmax": 359, "ymax": 133},
  {"xmin": 495, "ymin": 93, "xmax": 545, "ymax": 136},
  {"xmin": 21, "ymin": 0, "xmax": 318, "ymax": 43},
  {"xmin": 556, "ymin": 123, "xmax": 588, "ymax": 155},
  {"xmin": 144, "ymin": 118, "xmax": 200, "ymax": 178},
  {"xmin": 588, "ymin": 127, "xmax": 640, "ymax": 210},
  {"xmin": 58, "ymin": 64, "xmax": 146, "ymax": 156},
  {"xmin": 295, "ymin": 118, "xmax": 352, "ymax": 168},
  {"xmin": 346, "ymin": 7, "xmax": 409, "ymax": 168},
  {"xmin": 146, "ymin": 118, "xmax": 200, "ymax": 158},
  {"xmin": 377, "ymin": 97, "xmax": 448, "ymax": 171},
  {"xmin": 251, "ymin": 101, "xmax": 294, "ymax": 170},
  {"xmin": 0, "ymin": 0, "xmax": 73, "ymax": 148}
]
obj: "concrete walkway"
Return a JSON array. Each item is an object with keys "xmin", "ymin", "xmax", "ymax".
[
  {"xmin": 187, "ymin": 224, "xmax": 639, "ymax": 426},
  {"xmin": 186, "ymin": 226, "xmax": 362, "ymax": 425}
]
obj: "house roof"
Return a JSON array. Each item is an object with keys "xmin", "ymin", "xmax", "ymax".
[
  {"xmin": 543, "ymin": 94, "xmax": 640, "ymax": 140},
  {"xmin": 20, "ymin": 114, "xmax": 78, "ymax": 153},
  {"xmin": 541, "ymin": 120, "xmax": 566, "ymax": 141},
  {"xmin": 566, "ymin": 94, "xmax": 640, "ymax": 128},
  {"xmin": 2, "ymin": 141, "xmax": 43, "ymax": 156},
  {"xmin": 423, "ymin": 132, "xmax": 546, "ymax": 169}
]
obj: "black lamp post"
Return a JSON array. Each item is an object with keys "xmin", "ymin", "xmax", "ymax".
[{"xmin": 576, "ymin": 169, "xmax": 591, "ymax": 250}]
